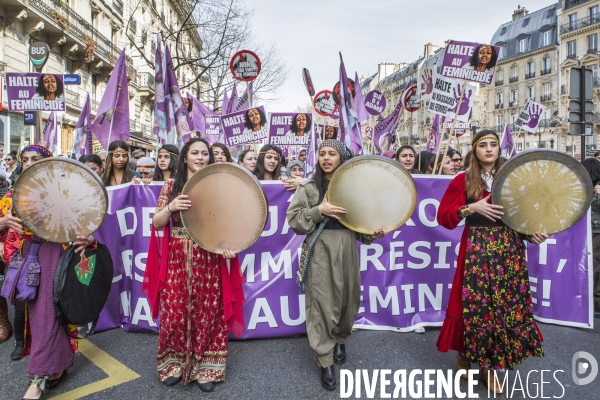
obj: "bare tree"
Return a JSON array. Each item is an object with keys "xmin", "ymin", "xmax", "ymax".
[{"xmin": 124, "ymin": 0, "xmax": 288, "ymax": 111}]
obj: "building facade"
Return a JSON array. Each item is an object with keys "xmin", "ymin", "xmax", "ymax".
[{"xmin": 0, "ymin": 0, "xmax": 202, "ymax": 156}]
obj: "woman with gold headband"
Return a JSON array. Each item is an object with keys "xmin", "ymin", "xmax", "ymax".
[
  {"xmin": 0, "ymin": 144, "xmax": 97, "ymax": 399},
  {"xmin": 153, "ymin": 144, "xmax": 179, "ymax": 181},
  {"xmin": 286, "ymin": 139, "xmax": 385, "ymax": 390},
  {"xmin": 101, "ymin": 140, "xmax": 141, "ymax": 186},
  {"xmin": 436, "ymin": 130, "xmax": 547, "ymax": 394},
  {"xmin": 254, "ymin": 144, "xmax": 283, "ymax": 180}
]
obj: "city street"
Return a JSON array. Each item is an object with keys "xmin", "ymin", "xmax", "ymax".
[{"xmin": 1, "ymin": 315, "xmax": 598, "ymax": 399}]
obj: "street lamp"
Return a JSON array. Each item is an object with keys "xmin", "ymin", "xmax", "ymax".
[{"xmin": 549, "ymin": 138, "xmax": 554, "ymax": 149}]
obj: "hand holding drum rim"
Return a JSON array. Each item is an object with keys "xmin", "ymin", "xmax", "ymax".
[
  {"xmin": 530, "ymin": 232, "xmax": 548, "ymax": 245},
  {"xmin": 318, "ymin": 192, "xmax": 346, "ymax": 220},
  {"xmin": 468, "ymin": 194, "xmax": 504, "ymax": 221},
  {"xmin": 73, "ymin": 235, "xmax": 95, "ymax": 258},
  {"xmin": 168, "ymin": 194, "xmax": 192, "ymax": 212},
  {"xmin": 0, "ymin": 203, "xmax": 24, "ymax": 234}
]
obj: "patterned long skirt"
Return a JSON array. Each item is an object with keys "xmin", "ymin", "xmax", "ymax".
[
  {"xmin": 157, "ymin": 236, "xmax": 227, "ymax": 384},
  {"xmin": 462, "ymin": 226, "xmax": 544, "ymax": 370}
]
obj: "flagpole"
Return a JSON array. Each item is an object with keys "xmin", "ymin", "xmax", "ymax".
[{"xmin": 433, "ymin": 81, "xmax": 466, "ymax": 174}]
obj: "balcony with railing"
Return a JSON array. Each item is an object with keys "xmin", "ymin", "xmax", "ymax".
[
  {"xmin": 541, "ymin": 94, "xmax": 553, "ymax": 102},
  {"xmin": 509, "ymin": 100, "xmax": 519, "ymax": 108},
  {"xmin": 495, "ymin": 103, "xmax": 504, "ymax": 109},
  {"xmin": 495, "ymin": 80, "xmax": 504, "ymax": 86},
  {"xmin": 113, "ymin": 0, "xmax": 123, "ymax": 15},
  {"xmin": 560, "ymin": 14, "xmax": 600, "ymax": 34},
  {"xmin": 509, "ymin": 76, "xmax": 519, "ymax": 83},
  {"xmin": 589, "ymin": 47, "xmax": 598, "ymax": 54},
  {"xmin": 541, "ymin": 68, "xmax": 552, "ymax": 76},
  {"xmin": 594, "ymin": 77, "xmax": 600, "ymax": 87},
  {"xmin": 567, "ymin": 53, "xmax": 578, "ymax": 59},
  {"xmin": 66, "ymin": 89, "xmax": 80, "ymax": 108},
  {"xmin": 538, "ymin": 119, "xmax": 551, "ymax": 128},
  {"xmin": 92, "ymin": 99, "xmax": 100, "ymax": 112},
  {"xmin": 525, "ymin": 72, "xmax": 535, "ymax": 79}
]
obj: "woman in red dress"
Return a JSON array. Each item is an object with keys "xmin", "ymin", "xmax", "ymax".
[
  {"xmin": 143, "ymin": 138, "xmax": 244, "ymax": 392},
  {"xmin": 436, "ymin": 130, "xmax": 547, "ymax": 393}
]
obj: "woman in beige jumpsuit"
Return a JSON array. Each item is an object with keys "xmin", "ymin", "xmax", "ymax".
[{"xmin": 287, "ymin": 139, "xmax": 384, "ymax": 390}]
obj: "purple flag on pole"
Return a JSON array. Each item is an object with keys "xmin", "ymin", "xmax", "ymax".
[
  {"xmin": 227, "ymin": 82, "xmax": 238, "ymax": 115},
  {"xmin": 373, "ymin": 91, "xmax": 405, "ymax": 154},
  {"xmin": 221, "ymin": 89, "xmax": 229, "ymax": 116},
  {"xmin": 235, "ymin": 81, "xmax": 253, "ymax": 112},
  {"xmin": 338, "ymin": 53, "xmax": 362, "ymax": 155},
  {"xmin": 164, "ymin": 44, "xmax": 192, "ymax": 147},
  {"xmin": 501, "ymin": 123, "xmax": 516, "ymax": 157},
  {"xmin": 72, "ymin": 93, "xmax": 92, "ymax": 158},
  {"xmin": 353, "ymin": 72, "xmax": 369, "ymax": 123},
  {"xmin": 426, "ymin": 114, "xmax": 442, "ymax": 153},
  {"xmin": 42, "ymin": 111, "xmax": 58, "ymax": 153},
  {"xmin": 153, "ymin": 34, "xmax": 167, "ymax": 144},
  {"xmin": 92, "ymin": 49, "xmax": 130, "ymax": 150},
  {"xmin": 305, "ymin": 123, "xmax": 318, "ymax": 177}
]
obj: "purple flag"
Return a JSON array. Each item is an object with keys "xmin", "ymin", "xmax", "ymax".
[
  {"xmin": 227, "ymin": 82, "xmax": 238, "ymax": 115},
  {"xmin": 235, "ymin": 81, "xmax": 253, "ymax": 112},
  {"xmin": 338, "ymin": 53, "xmax": 362, "ymax": 155},
  {"xmin": 501, "ymin": 123, "xmax": 516, "ymax": 157},
  {"xmin": 42, "ymin": 111, "xmax": 58, "ymax": 153},
  {"xmin": 72, "ymin": 93, "xmax": 92, "ymax": 158},
  {"xmin": 164, "ymin": 44, "xmax": 192, "ymax": 147},
  {"xmin": 353, "ymin": 72, "xmax": 369, "ymax": 123},
  {"xmin": 92, "ymin": 49, "xmax": 130, "ymax": 150},
  {"xmin": 305, "ymin": 123, "xmax": 318, "ymax": 177},
  {"xmin": 187, "ymin": 93, "xmax": 221, "ymax": 143},
  {"xmin": 221, "ymin": 89, "xmax": 229, "ymax": 116},
  {"xmin": 153, "ymin": 35, "xmax": 167, "ymax": 144},
  {"xmin": 426, "ymin": 114, "xmax": 442, "ymax": 153},
  {"xmin": 373, "ymin": 91, "xmax": 405, "ymax": 154}
]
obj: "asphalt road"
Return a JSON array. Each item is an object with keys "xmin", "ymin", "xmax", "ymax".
[{"xmin": 1, "ymin": 315, "xmax": 599, "ymax": 400}]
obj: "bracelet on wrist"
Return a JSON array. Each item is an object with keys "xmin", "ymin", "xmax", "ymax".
[
  {"xmin": 458, "ymin": 205, "xmax": 472, "ymax": 219},
  {"xmin": 167, "ymin": 203, "xmax": 172, "ymax": 213}
]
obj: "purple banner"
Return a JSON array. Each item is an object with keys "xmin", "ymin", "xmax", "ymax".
[
  {"xmin": 95, "ymin": 178, "xmax": 592, "ymax": 336},
  {"xmin": 364, "ymin": 90, "xmax": 386, "ymax": 116},
  {"xmin": 6, "ymin": 72, "xmax": 66, "ymax": 111},
  {"xmin": 221, "ymin": 106, "xmax": 268, "ymax": 146},
  {"xmin": 440, "ymin": 40, "xmax": 500, "ymax": 85},
  {"xmin": 268, "ymin": 112, "xmax": 312, "ymax": 157}
]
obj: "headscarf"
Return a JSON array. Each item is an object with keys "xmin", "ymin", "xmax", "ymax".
[
  {"xmin": 286, "ymin": 159, "xmax": 305, "ymax": 176},
  {"xmin": 20, "ymin": 144, "xmax": 53, "ymax": 159},
  {"xmin": 318, "ymin": 139, "xmax": 351, "ymax": 163},
  {"xmin": 582, "ymin": 158, "xmax": 600, "ymax": 186}
]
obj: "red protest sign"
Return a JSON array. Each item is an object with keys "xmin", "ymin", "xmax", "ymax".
[
  {"xmin": 403, "ymin": 85, "xmax": 420, "ymax": 112},
  {"xmin": 313, "ymin": 90, "xmax": 338, "ymax": 117},
  {"xmin": 230, "ymin": 50, "xmax": 261, "ymax": 82}
]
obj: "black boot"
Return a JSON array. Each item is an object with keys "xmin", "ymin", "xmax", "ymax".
[
  {"xmin": 10, "ymin": 301, "xmax": 25, "ymax": 361},
  {"xmin": 333, "ymin": 344, "xmax": 346, "ymax": 364},
  {"xmin": 10, "ymin": 339, "xmax": 23, "ymax": 361},
  {"xmin": 321, "ymin": 365, "xmax": 336, "ymax": 390}
]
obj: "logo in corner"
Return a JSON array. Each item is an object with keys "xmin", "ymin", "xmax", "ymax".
[
  {"xmin": 74, "ymin": 253, "xmax": 96, "ymax": 286},
  {"xmin": 572, "ymin": 351, "xmax": 598, "ymax": 385}
]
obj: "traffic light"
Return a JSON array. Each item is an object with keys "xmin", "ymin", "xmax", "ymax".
[{"xmin": 568, "ymin": 67, "xmax": 594, "ymax": 135}]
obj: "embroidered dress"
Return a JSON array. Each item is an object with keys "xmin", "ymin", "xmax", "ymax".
[
  {"xmin": 436, "ymin": 172, "xmax": 544, "ymax": 370},
  {"xmin": 154, "ymin": 180, "xmax": 228, "ymax": 384}
]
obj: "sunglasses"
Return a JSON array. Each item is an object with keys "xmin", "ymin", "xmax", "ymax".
[{"xmin": 451, "ymin": 158, "xmax": 462, "ymax": 162}]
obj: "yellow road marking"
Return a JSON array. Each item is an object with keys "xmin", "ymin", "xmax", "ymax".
[{"xmin": 50, "ymin": 339, "xmax": 140, "ymax": 399}]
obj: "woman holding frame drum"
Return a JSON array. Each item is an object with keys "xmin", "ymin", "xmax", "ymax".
[{"xmin": 436, "ymin": 130, "xmax": 547, "ymax": 394}]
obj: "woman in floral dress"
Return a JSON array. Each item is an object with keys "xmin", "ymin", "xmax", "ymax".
[
  {"xmin": 436, "ymin": 130, "xmax": 547, "ymax": 394},
  {"xmin": 143, "ymin": 138, "xmax": 244, "ymax": 393}
]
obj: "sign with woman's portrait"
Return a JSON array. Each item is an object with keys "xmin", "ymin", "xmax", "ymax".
[
  {"xmin": 221, "ymin": 106, "xmax": 268, "ymax": 146},
  {"xmin": 268, "ymin": 112, "xmax": 312, "ymax": 157},
  {"xmin": 440, "ymin": 40, "xmax": 500, "ymax": 85},
  {"xmin": 6, "ymin": 72, "xmax": 66, "ymax": 111}
]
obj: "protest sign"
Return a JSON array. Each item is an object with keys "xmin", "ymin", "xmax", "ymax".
[
  {"xmin": 417, "ymin": 65, "xmax": 435, "ymax": 101},
  {"xmin": 403, "ymin": 85, "xmax": 420, "ymax": 112},
  {"xmin": 204, "ymin": 115, "xmax": 222, "ymax": 144},
  {"xmin": 268, "ymin": 112, "xmax": 312, "ymax": 157},
  {"xmin": 440, "ymin": 40, "xmax": 500, "ymax": 85},
  {"xmin": 302, "ymin": 68, "xmax": 315, "ymax": 97},
  {"xmin": 364, "ymin": 90, "xmax": 386, "ymax": 116},
  {"xmin": 313, "ymin": 90, "xmax": 338, "ymax": 117},
  {"xmin": 516, "ymin": 99, "xmax": 546, "ymax": 133},
  {"xmin": 230, "ymin": 50, "xmax": 261, "ymax": 82},
  {"xmin": 221, "ymin": 106, "xmax": 268, "ymax": 146},
  {"xmin": 428, "ymin": 71, "xmax": 476, "ymax": 122},
  {"xmin": 95, "ymin": 179, "xmax": 593, "ymax": 336},
  {"xmin": 6, "ymin": 72, "xmax": 66, "ymax": 111},
  {"xmin": 315, "ymin": 124, "xmax": 339, "ymax": 140}
]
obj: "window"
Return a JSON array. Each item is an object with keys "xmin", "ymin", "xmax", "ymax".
[
  {"xmin": 588, "ymin": 34, "xmax": 598, "ymax": 53},
  {"xmin": 542, "ymin": 57, "xmax": 551, "ymax": 71},
  {"xmin": 519, "ymin": 38, "xmax": 527, "ymax": 53},
  {"xmin": 496, "ymin": 115, "xmax": 504, "ymax": 127},
  {"xmin": 91, "ymin": 74, "xmax": 98, "ymax": 100},
  {"xmin": 591, "ymin": 64, "xmax": 598, "ymax": 80},
  {"xmin": 522, "ymin": 17, "xmax": 530, "ymax": 27},
  {"xmin": 542, "ymin": 30, "xmax": 551, "ymax": 46},
  {"xmin": 543, "ymin": 82, "xmax": 551, "ymax": 96},
  {"xmin": 590, "ymin": 6, "xmax": 599, "ymax": 22},
  {"xmin": 511, "ymin": 66, "xmax": 518, "ymax": 78},
  {"xmin": 517, "ymin": 143, "xmax": 523, "ymax": 151},
  {"xmin": 510, "ymin": 89, "xmax": 517, "ymax": 102},
  {"xmin": 500, "ymin": 26, "xmax": 507, "ymax": 35},
  {"xmin": 528, "ymin": 86, "xmax": 535, "ymax": 99},
  {"xmin": 567, "ymin": 40, "xmax": 577, "ymax": 57},
  {"xmin": 568, "ymin": 13, "xmax": 577, "ymax": 28},
  {"xmin": 527, "ymin": 61, "xmax": 535, "ymax": 74},
  {"xmin": 496, "ymin": 92, "xmax": 503, "ymax": 105}
]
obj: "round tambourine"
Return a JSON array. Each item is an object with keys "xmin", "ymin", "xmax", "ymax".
[
  {"xmin": 181, "ymin": 163, "xmax": 269, "ymax": 254},
  {"xmin": 328, "ymin": 156, "xmax": 417, "ymax": 234},
  {"xmin": 491, "ymin": 149, "xmax": 593, "ymax": 235},
  {"xmin": 12, "ymin": 158, "xmax": 108, "ymax": 243}
]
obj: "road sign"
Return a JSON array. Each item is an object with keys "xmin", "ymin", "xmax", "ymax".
[
  {"xmin": 29, "ymin": 42, "xmax": 50, "ymax": 71},
  {"xmin": 24, "ymin": 111, "xmax": 35, "ymax": 125},
  {"xmin": 568, "ymin": 67, "xmax": 594, "ymax": 150},
  {"xmin": 64, "ymin": 74, "xmax": 81, "ymax": 85}
]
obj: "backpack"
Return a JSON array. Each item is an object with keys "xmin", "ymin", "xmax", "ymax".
[{"xmin": 53, "ymin": 243, "xmax": 114, "ymax": 331}]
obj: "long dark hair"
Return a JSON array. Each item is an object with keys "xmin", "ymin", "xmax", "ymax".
[
  {"xmin": 36, "ymin": 74, "xmax": 64, "ymax": 98},
  {"xmin": 153, "ymin": 144, "xmax": 179, "ymax": 181},
  {"xmin": 102, "ymin": 140, "xmax": 133, "ymax": 185},
  {"xmin": 168, "ymin": 138, "xmax": 214, "ymax": 203},
  {"xmin": 465, "ymin": 130, "xmax": 505, "ymax": 201},
  {"xmin": 290, "ymin": 113, "xmax": 312, "ymax": 134},
  {"xmin": 469, "ymin": 45, "xmax": 498, "ymax": 70},
  {"xmin": 211, "ymin": 143, "xmax": 233, "ymax": 162},
  {"xmin": 243, "ymin": 108, "xmax": 267, "ymax": 130},
  {"xmin": 313, "ymin": 144, "xmax": 352, "ymax": 203},
  {"xmin": 254, "ymin": 144, "xmax": 283, "ymax": 180}
]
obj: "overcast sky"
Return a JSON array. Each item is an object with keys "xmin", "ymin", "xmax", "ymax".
[{"xmin": 244, "ymin": 0, "xmax": 557, "ymax": 111}]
